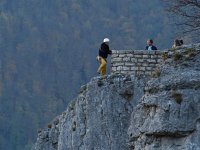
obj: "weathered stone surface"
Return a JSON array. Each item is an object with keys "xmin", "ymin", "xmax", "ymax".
[
  {"xmin": 128, "ymin": 47, "xmax": 200, "ymax": 150},
  {"xmin": 32, "ymin": 74, "xmax": 145, "ymax": 150}
]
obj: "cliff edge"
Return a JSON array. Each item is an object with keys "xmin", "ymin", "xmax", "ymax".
[
  {"xmin": 32, "ymin": 74, "xmax": 145, "ymax": 150},
  {"xmin": 32, "ymin": 44, "xmax": 200, "ymax": 150}
]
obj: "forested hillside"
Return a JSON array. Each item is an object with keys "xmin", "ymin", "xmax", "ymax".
[{"xmin": 0, "ymin": 0, "xmax": 179, "ymax": 149}]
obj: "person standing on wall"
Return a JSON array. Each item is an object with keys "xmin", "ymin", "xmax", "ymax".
[
  {"xmin": 97, "ymin": 38, "xmax": 112, "ymax": 77},
  {"xmin": 145, "ymin": 39, "xmax": 157, "ymax": 50}
]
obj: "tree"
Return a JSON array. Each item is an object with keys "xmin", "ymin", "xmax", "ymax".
[{"xmin": 164, "ymin": 0, "xmax": 200, "ymax": 34}]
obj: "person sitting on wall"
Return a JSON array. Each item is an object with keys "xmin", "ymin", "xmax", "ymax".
[
  {"xmin": 172, "ymin": 39, "xmax": 183, "ymax": 49},
  {"xmin": 96, "ymin": 38, "xmax": 112, "ymax": 77},
  {"xmin": 145, "ymin": 39, "xmax": 157, "ymax": 51}
]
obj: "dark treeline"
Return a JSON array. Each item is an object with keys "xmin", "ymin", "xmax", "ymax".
[{"xmin": 0, "ymin": 0, "xmax": 185, "ymax": 149}]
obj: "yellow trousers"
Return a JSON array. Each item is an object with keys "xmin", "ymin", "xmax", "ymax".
[{"xmin": 97, "ymin": 57, "xmax": 107, "ymax": 76}]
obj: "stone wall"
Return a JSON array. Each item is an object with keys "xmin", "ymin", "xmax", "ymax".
[{"xmin": 111, "ymin": 50, "xmax": 166, "ymax": 76}]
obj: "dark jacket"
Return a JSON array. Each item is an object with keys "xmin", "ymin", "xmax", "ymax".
[
  {"xmin": 145, "ymin": 45, "xmax": 157, "ymax": 50},
  {"xmin": 99, "ymin": 42, "xmax": 112, "ymax": 59}
]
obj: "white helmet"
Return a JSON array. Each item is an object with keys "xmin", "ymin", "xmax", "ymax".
[{"xmin": 103, "ymin": 38, "xmax": 110, "ymax": 43}]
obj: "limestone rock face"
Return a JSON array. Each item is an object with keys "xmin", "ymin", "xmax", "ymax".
[
  {"xmin": 128, "ymin": 46, "xmax": 200, "ymax": 150},
  {"xmin": 32, "ymin": 74, "xmax": 145, "ymax": 150},
  {"xmin": 33, "ymin": 44, "xmax": 200, "ymax": 150}
]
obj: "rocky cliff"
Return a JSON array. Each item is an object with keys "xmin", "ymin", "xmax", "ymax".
[
  {"xmin": 32, "ymin": 74, "xmax": 145, "ymax": 150},
  {"xmin": 32, "ymin": 44, "xmax": 200, "ymax": 150},
  {"xmin": 128, "ymin": 44, "xmax": 200, "ymax": 149}
]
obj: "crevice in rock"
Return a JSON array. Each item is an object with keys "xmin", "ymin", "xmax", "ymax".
[
  {"xmin": 145, "ymin": 129, "xmax": 195, "ymax": 138},
  {"xmin": 147, "ymin": 80, "xmax": 200, "ymax": 94}
]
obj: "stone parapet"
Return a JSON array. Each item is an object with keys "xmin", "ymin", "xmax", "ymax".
[{"xmin": 111, "ymin": 50, "xmax": 167, "ymax": 76}]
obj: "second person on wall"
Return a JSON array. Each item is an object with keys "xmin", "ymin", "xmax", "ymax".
[{"xmin": 145, "ymin": 39, "xmax": 157, "ymax": 51}]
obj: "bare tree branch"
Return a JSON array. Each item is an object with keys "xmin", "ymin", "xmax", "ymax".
[{"xmin": 164, "ymin": 0, "xmax": 200, "ymax": 35}]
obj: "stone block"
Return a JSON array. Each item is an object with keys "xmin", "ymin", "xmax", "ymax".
[
  {"xmin": 111, "ymin": 54, "xmax": 119, "ymax": 58},
  {"xmin": 151, "ymin": 55, "xmax": 158, "ymax": 59},
  {"xmin": 127, "ymin": 54, "xmax": 134, "ymax": 57},
  {"xmin": 131, "ymin": 58, "xmax": 137, "ymax": 62},
  {"xmin": 134, "ymin": 55, "xmax": 142, "ymax": 58},
  {"xmin": 118, "ymin": 54, "xmax": 126, "ymax": 58},
  {"xmin": 112, "ymin": 67, "xmax": 117, "ymax": 72},
  {"xmin": 117, "ymin": 66, "xmax": 122, "ymax": 71},
  {"xmin": 139, "ymin": 67, "xmax": 145, "ymax": 71},
  {"xmin": 147, "ymin": 59, "xmax": 157, "ymax": 63},
  {"xmin": 145, "ymin": 71, "xmax": 152, "ymax": 76},
  {"xmin": 111, "ymin": 50, "xmax": 118, "ymax": 54},
  {"xmin": 114, "ymin": 71, "xmax": 120, "ymax": 74},
  {"xmin": 155, "ymin": 64, "xmax": 160, "ymax": 67},
  {"xmin": 146, "ymin": 67, "xmax": 152, "ymax": 71},
  {"xmin": 157, "ymin": 59, "xmax": 163, "ymax": 63},
  {"xmin": 123, "ymin": 57, "xmax": 131, "ymax": 61},
  {"xmin": 131, "ymin": 67, "xmax": 138, "ymax": 71},
  {"xmin": 138, "ymin": 59, "xmax": 144, "ymax": 63},
  {"xmin": 122, "ymin": 66, "xmax": 130, "ymax": 71},
  {"xmin": 125, "ymin": 62, "xmax": 134, "ymax": 66},
  {"xmin": 136, "ymin": 63, "xmax": 142, "ymax": 66},
  {"xmin": 136, "ymin": 71, "xmax": 144, "ymax": 75},
  {"xmin": 112, "ymin": 63, "xmax": 124, "ymax": 67},
  {"xmin": 142, "ymin": 63, "xmax": 148, "ymax": 67},
  {"xmin": 143, "ymin": 55, "xmax": 149, "ymax": 58},
  {"xmin": 112, "ymin": 57, "xmax": 122, "ymax": 62},
  {"xmin": 149, "ymin": 64, "xmax": 156, "ymax": 67},
  {"xmin": 120, "ymin": 71, "xmax": 128, "ymax": 74}
]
